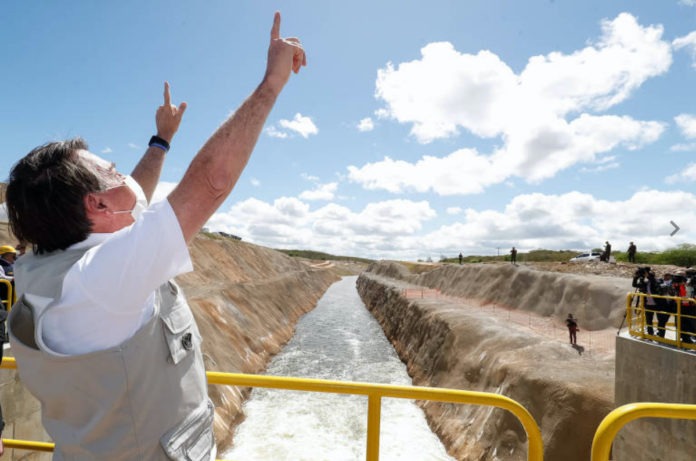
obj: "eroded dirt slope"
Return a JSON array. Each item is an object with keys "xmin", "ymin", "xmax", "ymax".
[{"xmin": 357, "ymin": 262, "xmax": 621, "ymax": 461}]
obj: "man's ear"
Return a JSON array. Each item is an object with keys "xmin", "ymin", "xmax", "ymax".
[{"xmin": 84, "ymin": 192, "xmax": 107, "ymax": 214}]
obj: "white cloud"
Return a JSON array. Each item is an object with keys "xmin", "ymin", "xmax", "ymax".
[
  {"xmin": 301, "ymin": 173, "xmax": 320, "ymax": 182},
  {"xmin": 152, "ymin": 181, "xmax": 178, "ymax": 203},
  {"xmin": 348, "ymin": 148, "xmax": 504, "ymax": 195},
  {"xmin": 361, "ymin": 13, "xmax": 670, "ymax": 195},
  {"xmin": 357, "ymin": 117, "xmax": 374, "ymax": 132},
  {"xmin": 128, "ymin": 143, "xmax": 140, "ymax": 150},
  {"xmin": 250, "ymin": 178, "xmax": 261, "ymax": 187},
  {"xmin": 204, "ymin": 189, "xmax": 696, "ymax": 260},
  {"xmin": 579, "ymin": 156, "xmax": 619, "ymax": 173},
  {"xmin": 206, "ymin": 197, "xmax": 436, "ymax": 259},
  {"xmin": 666, "ymin": 163, "xmax": 696, "ymax": 183},
  {"xmin": 265, "ymin": 126, "xmax": 288, "ymax": 139},
  {"xmin": 446, "ymin": 207, "xmax": 462, "ymax": 215},
  {"xmin": 671, "ymin": 142, "xmax": 696, "ymax": 152},
  {"xmin": 299, "ymin": 182, "xmax": 338, "ymax": 201},
  {"xmin": 419, "ymin": 189, "xmax": 696, "ymax": 258},
  {"xmin": 101, "ymin": 147, "xmax": 113, "ymax": 154},
  {"xmin": 278, "ymin": 113, "xmax": 318, "ymax": 138},
  {"xmin": 675, "ymin": 113, "xmax": 696, "ymax": 138},
  {"xmin": 679, "ymin": 0, "xmax": 696, "ymax": 5},
  {"xmin": 672, "ymin": 31, "xmax": 696, "ymax": 68},
  {"xmin": 348, "ymin": 113, "xmax": 663, "ymax": 193}
]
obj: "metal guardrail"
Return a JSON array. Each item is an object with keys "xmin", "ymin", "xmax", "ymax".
[
  {"xmin": 0, "ymin": 356, "xmax": 544, "ymax": 460},
  {"xmin": 625, "ymin": 292, "xmax": 696, "ymax": 350},
  {"xmin": 591, "ymin": 402, "xmax": 696, "ymax": 460},
  {"xmin": 0, "ymin": 279, "xmax": 13, "ymax": 311}
]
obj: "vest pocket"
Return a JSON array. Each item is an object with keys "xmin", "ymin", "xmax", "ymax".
[
  {"xmin": 161, "ymin": 398, "xmax": 216, "ymax": 461},
  {"xmin": 161, "ymin": 303, "xmax": 197, "ymax": 365}
]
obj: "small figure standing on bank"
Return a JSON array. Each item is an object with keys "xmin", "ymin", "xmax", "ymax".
[
  {"xmin": 510, "ymin": 247, "xmax": 517, "ymax": 264},
  {"xmin": 602, "ymin": 241, "xmax": 612, "ymax": 262},
  {"xmin": 566, "ymin": 313, "xmax": 578, "ymax": 345},
  {"xmin": 458, "ymin": 253, "xmax": 463, "ymax": 265},
  {"xmin": 627, "ymin": 241, "xmax": 637, "ymax": 263}
]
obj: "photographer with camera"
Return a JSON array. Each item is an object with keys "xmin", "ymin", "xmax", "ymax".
[
  {"xmin": 680, "ymin": 271, "xmax": 696, "ymax": 344},
  {"xmin": 656, "ymin": 272, "xmax": 676, "ymax": 338},
  {"xmin": 632, "ymin": 267, "xmax": 660, "ymax": 336}
]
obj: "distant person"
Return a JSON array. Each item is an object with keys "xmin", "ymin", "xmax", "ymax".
[
  {"xmin": 0, "ymin": 245, "xmax": 17, "ymax": 280},
  {"xmin": 602, "ymin": 241, "xmax": 612, "ymax": 262},
  {"xmin": 675, "ymin": 271, "xmax": 696, "ymax": 344},
  {"xmin": 632, "ymin": 267, "xmax": 658, "ymax": 336},
  {"xmin": 6, "ymin": 12, "xmax": 306, "ymax": 459},
  {"xmin": 657, "ymin": 272, "xmax": 675, "ymax": 338},
  {"xmin": 627, "ymin": 241, "xmax": 637, "ymax": 263},
  {"xmin": 458, "ymin": 252, "xmax": 463, "ymax": 265},
  {"xmin": 510, "ymin": 247, "xmax": 517, "ymax": 264},
  {"xmin": 566, "ymin": 313, "xmax": 578, "ymax": 345}
]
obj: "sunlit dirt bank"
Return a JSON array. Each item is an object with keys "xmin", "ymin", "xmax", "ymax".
[
  {"xmin": 176, "ymin": 234, "xmax": 340, "ymax": 451},
  {"xmin": 357, "ymin": 261, "xmax": 625, "ymax": 461}
]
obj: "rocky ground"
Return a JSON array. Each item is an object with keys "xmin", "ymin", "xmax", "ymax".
[{"xmin": 505, "ymin": 260, "xmax": 682, "ymax": 279}]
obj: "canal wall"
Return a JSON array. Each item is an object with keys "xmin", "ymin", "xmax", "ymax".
[
  {"xmin": 613, "ymin": 335, "xmax": 696, "ymax": 461},
  {"xmin": 357, "ymin": 262, "xmax": 616, "ymax": 461}
]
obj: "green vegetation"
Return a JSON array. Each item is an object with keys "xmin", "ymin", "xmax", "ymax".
[
  {"xmin": 443, "ymin": 244, "xmax": 696, "ymax": 267},
  {"xmin": 278, "ymin": 249, "xmax": 374, "ymax": 265},
  {"xmin": 441, "ymin": 249, "xmax": 579, "ymax": 264}
]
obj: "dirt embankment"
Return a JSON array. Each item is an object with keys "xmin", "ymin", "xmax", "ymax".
[
  {"xmin": 357, "ymin": 261, "xmax": 623, "ymax": 461},
  {"xmin": 175, "ymin": 234, "xmax": 341, "ymax": 451}
]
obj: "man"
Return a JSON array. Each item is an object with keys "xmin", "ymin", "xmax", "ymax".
[
  {"xmin": 657, "ymin": 272, "xmax": 675, "ymax": 338},
  {"xmin": 6, "ymin": 12, "xmax": 305, "ymax": 460},
  {"xmin": 565, "ymin": 313, "xmax": 578, "ymax": 345},
  {"xmin": 0, "ymin": 245, "xmax": 17, "ymax": 280},
  {"xmin": 602, "ymin": 241, "xmax": 612, "ymax": 262},
  {"xmin": 627, "ymin": 241, "xmax": 637, "ymax": 263},
  {"xmin": 510, "ymin": 246, "xmax": 517, "ymax": 264}
]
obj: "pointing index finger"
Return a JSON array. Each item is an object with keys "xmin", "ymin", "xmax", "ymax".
[
  {"xmin": 163, "ymin": 82, "xmax": 171, "ymax": 107},
  {"xmin": 270, "ymin": 11, "xmax": 281, "ymax": 40}
]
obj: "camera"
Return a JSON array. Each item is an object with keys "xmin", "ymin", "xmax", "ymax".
[{"xmin": 634, "ymin": 266, "xmax": 651, "ymax": 278}]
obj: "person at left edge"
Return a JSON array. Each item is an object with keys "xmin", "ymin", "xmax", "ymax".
[{"xmin": 6, "ymin": 12, "xmax": 306, "ymax": 460}]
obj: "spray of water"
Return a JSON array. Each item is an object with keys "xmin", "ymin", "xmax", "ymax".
[{"xmin": 224, "ymin": 277, "xmax": 454, "ymax": 461}]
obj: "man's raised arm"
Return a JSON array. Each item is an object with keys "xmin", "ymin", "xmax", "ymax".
[{"xmin": 168, "ymin": 12, "xmax": 306, "ymax": 242}]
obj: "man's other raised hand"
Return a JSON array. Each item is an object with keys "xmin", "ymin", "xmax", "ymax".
[{"xmin": 156, "ymin": 82, "xmax": 187, "ymax": 143}]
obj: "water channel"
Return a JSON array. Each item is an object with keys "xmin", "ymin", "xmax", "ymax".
[{"xmin": 224, "ymin": 276, "xmax": 454, "ymax": 461}]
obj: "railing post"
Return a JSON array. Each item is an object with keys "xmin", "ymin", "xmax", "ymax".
[
  {"xmin": 676, "ymin": 299, "xmax": 682, "ymax": 347},
  {"xmin": 366, "ymin": 394, "xmax": 381, "ymax": 461}
]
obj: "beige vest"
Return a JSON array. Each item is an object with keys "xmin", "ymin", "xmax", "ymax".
[{"xmin": 9, "ymin": 248, "xmax": 215, "ymax": 460}]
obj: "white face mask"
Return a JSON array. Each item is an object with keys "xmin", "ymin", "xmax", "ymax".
[{"xmin": 109, "ymin": 175, "xmax": 148, "ymax": 221}]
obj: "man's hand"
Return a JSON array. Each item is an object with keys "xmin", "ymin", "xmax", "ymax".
[
  {"xmin": 155, "ymin": 82, "xmax": 187, "ymax": 143},
  {"xmin": 263, "ymin": 12, "xmax": 307, "ymax": 95}
]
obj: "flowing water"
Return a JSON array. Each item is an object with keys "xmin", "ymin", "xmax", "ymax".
[{"xmin": 224, "ymin": 276, "xmax": 454, "ymax": 461}]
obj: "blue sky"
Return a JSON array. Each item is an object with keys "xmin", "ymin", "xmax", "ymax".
[{"xmin": 2, "ymin": 1, "xmax": 696, "ymax": 260}]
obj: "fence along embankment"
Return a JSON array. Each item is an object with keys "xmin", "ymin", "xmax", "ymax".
[{"xmin": 357, "ymin": 262, "xmax": 619, "ymax": 461}]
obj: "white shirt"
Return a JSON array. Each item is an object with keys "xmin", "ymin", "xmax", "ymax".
[{"xmin": 20, "ymin": 199, "xmax": 193, "ymax": 356}]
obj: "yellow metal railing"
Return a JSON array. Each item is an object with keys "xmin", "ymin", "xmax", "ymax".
[
  {"xmin": 0, "ymin": 356, "xmax": 544, "ymax": 460},
  {"xmin": 625, "ymin": 292, "xmax": 696, "ymax": 350},
  {"xmin": 0, "ymin": 279, "xmax": 13, "ymax": 311},
  {"xmin": 591, "ymin": 402, "xmax": 696, "ymax": 460}
]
